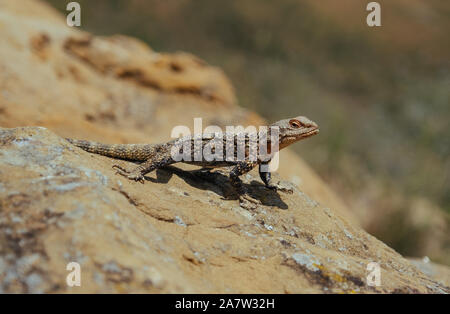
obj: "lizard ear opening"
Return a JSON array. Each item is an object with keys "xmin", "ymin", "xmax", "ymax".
[{"xmin": 289, "ymin": 119, "xmax": 303, "ymax": 128}]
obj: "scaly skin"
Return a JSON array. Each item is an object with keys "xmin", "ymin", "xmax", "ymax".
[{"xmin": 67, "ymin": 116, "xmax": 319, "ymax": 209}]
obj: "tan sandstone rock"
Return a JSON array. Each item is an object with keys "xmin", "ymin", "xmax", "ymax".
[{"xmin": 0, "ymin": 126, "xmax": 448, "ymax": 293}]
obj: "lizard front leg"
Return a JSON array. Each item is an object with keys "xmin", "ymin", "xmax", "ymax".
[
  {"xmin": 113, "ymin": 155, "xmax": 174, "ymax": 183},
  {"xmin": 259, "ymin": 162, "xmax": 295, "ymax": 194},
  {"xmin": 259, "ymin": 162, "xmax": 277, "ymax": 190},
  {"xmin": 230, "ymin": 161, "xmax": 260, "ymax": 209}
]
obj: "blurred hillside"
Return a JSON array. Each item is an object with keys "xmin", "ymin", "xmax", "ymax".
[{"xmin": 44, "ymin": 0, "xmax": 449, "ymax": 263}]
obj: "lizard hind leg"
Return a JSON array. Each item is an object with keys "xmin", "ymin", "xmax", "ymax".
[
  {"xmin": 112, "ymin": 155, "xmax": 175, "ymax": 184},
  {"xmin": 112, "ymin": 164, "xmax": 146, "ymax": 183},
  {"xmin": 230, "ymin": 161, "xmax": 261, "ymax": 209}
]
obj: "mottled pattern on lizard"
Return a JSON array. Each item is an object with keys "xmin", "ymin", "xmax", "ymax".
[{"xmin": 66, "ymin": 116, "xmax": 319, "ymax": 208}]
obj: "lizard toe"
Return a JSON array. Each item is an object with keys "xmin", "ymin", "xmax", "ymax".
[
  {"xmin": 239, "ymin": 194, "xmax": 260, "ymax": 210},
  {"xmin": 112, "ymin": 165, "xmax": 130, "ymax": 176},
  {"xmin": 128, "ymin": 173, "xmax": 145, "ymax": 184}
]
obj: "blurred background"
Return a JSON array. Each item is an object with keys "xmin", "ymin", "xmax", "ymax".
[{"xmin": 44, "ymin": 0, "xmax": 449, "ymax": 264}]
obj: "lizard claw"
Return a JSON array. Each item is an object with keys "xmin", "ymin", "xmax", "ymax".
[
  {"xmin": 265, "ymin": 181, "xmax": 295, "ymax": 194},
  {"xmin": 126, "ymin": 172, "xmax": 145, "ymax": 184},
  {"xmin": 132, "ymin": 174, "xmax": 145, "ymax": 184}
]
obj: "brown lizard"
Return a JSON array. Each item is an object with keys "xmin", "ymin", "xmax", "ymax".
[{"xmin": 66, "ymin": 116, "xmax": 319, "ymax": 208}]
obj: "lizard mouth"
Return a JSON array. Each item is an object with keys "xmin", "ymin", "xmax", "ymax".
[
  {"xmin": 303, "ymin": 128, "xmax": 319, "ymax": 137},
  {"xmin": 284, "ymin": 128, "xmax": 319, "ymax": 141},
  {"xmin": 280, "ymin": 127, "xmax": 319, "ymax": 147}
]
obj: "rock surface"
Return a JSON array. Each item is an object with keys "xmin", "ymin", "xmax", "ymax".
[{"xmin": 0, "ymin": 0, "xmax": 449, "ymax": 293}]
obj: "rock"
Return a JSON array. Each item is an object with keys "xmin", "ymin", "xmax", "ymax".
[
  {"xmin": 0, "ymin": 0, "xmax": 449, "ymax": 293},
  {"xmin": 0, "ymin": 126, "xmax": 448, "ymax": 293},
  {"xmin": 408, "ymin": 257, "xmax": 450, "ymax": 288},
  {"xmin": 63, "ymin": 34, "xmax": 236, "ymax": 105}
]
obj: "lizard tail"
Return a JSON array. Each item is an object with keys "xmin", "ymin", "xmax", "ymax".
[{"xmin": 66, "ymin": 138, "xmax": 157, "ymax": 161}]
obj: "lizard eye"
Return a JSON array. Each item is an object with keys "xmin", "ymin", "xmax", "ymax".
[{"xmin": 289, "ymin": 119, "xmax": 303, "ymax": 128}]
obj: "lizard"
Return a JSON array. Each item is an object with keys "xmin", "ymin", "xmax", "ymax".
[{"xmin": 66, "ymin": 116, "xmax": 319, "ymax": 208}]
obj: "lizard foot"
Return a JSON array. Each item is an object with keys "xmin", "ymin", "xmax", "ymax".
[
  {"xmin": 112, "ymin": 164, "xmax": 130, "ymax": 175},
  {"xmin": 112, "ymin": 165, "xmax": 145, "ymax": 184},
  {"xmin": 266, "ymin": 181, "xmax": 295, "ymax": 194},
  {"xmin": 239, "ymin": 193, "xmax": 260, "ymax": 210}
]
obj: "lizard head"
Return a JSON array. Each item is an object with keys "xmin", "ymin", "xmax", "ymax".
[{"xmin": 271, "ymin": 116, "xmax": 319, "ymax": 149}]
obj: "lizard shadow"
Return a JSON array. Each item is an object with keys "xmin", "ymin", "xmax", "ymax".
[{"xmin": 143, "ymin": 165, "xmax": 288, "ymax": 209}]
